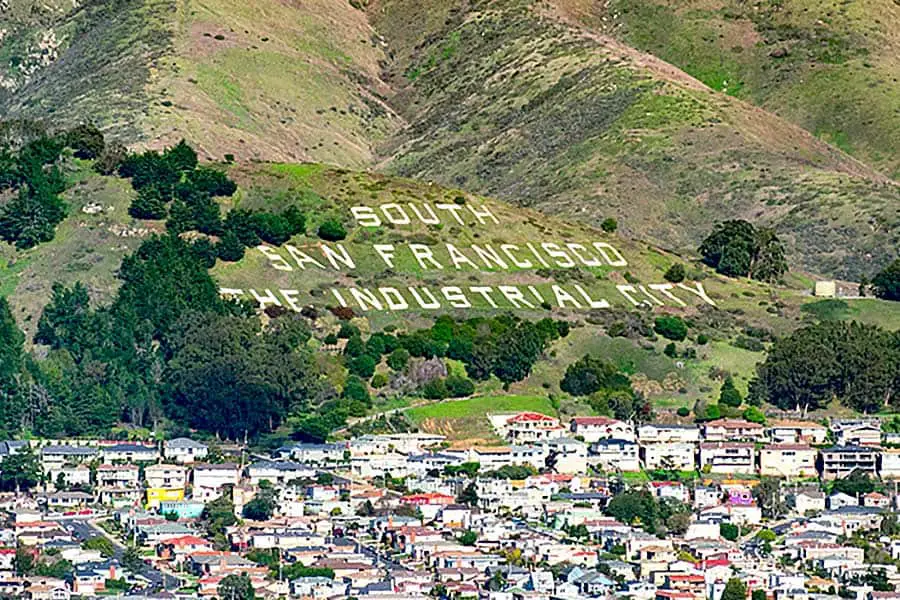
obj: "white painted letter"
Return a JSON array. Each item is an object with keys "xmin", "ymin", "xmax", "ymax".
[
  {"xmin": 351, "ymin": 206, "xmax": 381, "ymax": 227},
  {"xmin": 381, "ymin": 203, "xmax": 411, "ymax": 225},
  {"xmin": 379, "ymin": 288, "xmax": 409, "ymax": 311},
  {"xmin": 467, "ymin": 203, "xmax": 500, "ymax": 225},
  {"xmin": 349, "ymin": 288, "xmax": 384, "ymax": 311},
  {"xmin": 592, "ymin": 242, "xmax": 628, "ymax": 267},
  {"xmin": 470, "ymin": 286, "xmax": 499, "ymax": 308},
  {"xmin": 446, "ymin": 244, "xmax": 480, "ymax": 270},
  {"xmin": 410, "ymin": 244, "xmax": 443, "ymax": 270},
  {"xmin": 498, "ymin": 286, "xmax": 535, "ymax": 309},
  {"xmin": 258, "ymin": 245, "xmax": 293, "ymax": 271},
  {"xmin": 676, "ymin": 282, "xmax": 717, "ymax": 306},
  {"xmin": 442, "ymin": 287, "xmax": 472, "ymax": 308},
  {"xmin": 250, "ymin": 288, "xmax": 282, "ymax": 309},
  {"xmin": 322, "ymin": 244, "xmax": 356, "ymax": 270},
  {"xmin": 285, "ymin": 244, "xmax": 326, "ymax": 270},
  {"xmin": 552, "ymin": 285, "xmax": 582, "ymax": 308}
]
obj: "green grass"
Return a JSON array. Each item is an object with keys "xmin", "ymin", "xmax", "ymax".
[{"xmin": 405, "ymin": 394, "xmax": 557, "ymax": 442}]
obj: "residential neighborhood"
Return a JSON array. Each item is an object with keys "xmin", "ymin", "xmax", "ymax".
[{"xmin": 2, "ymin": 414, "xmax": 900, "ymax": 599}]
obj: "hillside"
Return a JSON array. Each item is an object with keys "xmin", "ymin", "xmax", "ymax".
[
  {"xmin": 557, "ymin": 0, "xmax": 900, "ymax": 179},
  {"xmin": 1, "ymin": 0, "xmax": 898, "ymax": 280},
  {"xmin": 371, "ymin": 0, "xmax": 899, "ymax": 279}
]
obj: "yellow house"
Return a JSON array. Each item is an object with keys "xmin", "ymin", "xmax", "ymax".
[{"xmin": 146, "ymin": 488, "xmax": 185, "ymax": 509}]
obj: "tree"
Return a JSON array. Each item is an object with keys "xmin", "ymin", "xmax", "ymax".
[
  {"xmin": 129, "ymin": 185, "xmax": 168, "ymax": 220},
  {"xmin": 872, "ymin": 259, "xmax": 900, "ymax": 301},
  {"xmin": 753, "ymin": 478, "xmax": 786, "ymax": 519},
  {"xmin": 202, "ymin": 491, "xmax": 237, "ymax": 545},
  {"xmin": 422, "ymin": 378, "xmax": 448, "ymax": 400},
  {"xmin": 0, "ymin": 449, "xmax": 41, "ymax": 492},
  {"xmin": 65, "ymin": 124, "xmax": 105, "ymax": 159},
  {"xmin": 742, "ymin": 406, "xmax": 766, "ymax": 424},
  {"xmin": 600, "ymin": 217, "xmax": 617, "ymax": 233},
  {"xmin": 387, "ymin": 348, "xmax": 410, "ymax": 371},
  {"xmin": 164, "ymin": 139, "xmax": 198, "ymax": 173},
  {"xmin": 560, "ymin": 355, "xmax": 632, "ymax": 397},
  {"xmin": 82, "ymin": 536, "xmax": 115, "ymax": 557},
  {"xmin": 243, "ymin": 487, "xmax": 277, "ymax": 521},
  {"xmin": 253, "ymin": 212, "xmax": 294, "ymax": 245},
  {"xmin": 749, "ymin": 321, "xmax": 899, "ymax": 412},
  {"xmin": 457, "ymin": 482, "xmax": 479, "ymax": 506},
  {"xmin": 445, "ymin": 375, "xmax": 475, "ymax": 398},
  {"xmin": 458, "ymin": 530, "xmax": 478, "ymax": 546},
  {"xmin": 721, "ymin": 578, "xmax": 747, "ymax": 600},
  {"xmin": 719, "ymin": 377, "xmax": 743, "ymax": 407},
  {"xmin": 218, "ymin": 573, "xmax": 255, "ymax": 600},
  {"xmin": 318, "ymin": 219, "xmax": 347, "ymax": 241},
  {"xmin": 348, "ymin": 354, "xmax": 377, "ymax": 379},
  {"xmin": 654, "ymin": 316, "xmax": 688, "ymax": 341},
  {"xmin": 832, "ymin": 470, "xmax": 875, "ymax": 496},
  {"xmin": 664, "ymin": 264, "xmax": 685, "ymax": 283},
  {"xmin": 751, "ymin": 590, "xmax": 766, "ymax": 600},
  {"xmin": 719, "ymin": 523, "xmax": 739, "ymax": 541},
  {"xmin": 699, "ymin": 220, "xmax": 787, "ymax": 282}
]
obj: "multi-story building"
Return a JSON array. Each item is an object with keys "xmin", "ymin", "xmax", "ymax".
[
  {"xmin": 637, "ymin": 424, "xmax": 701, "ymax": 444},
  {"xmin": 96, "ymin": 464, "xmax": 140, "ymax": 489},
  {"xmin": 760, "ymin": 444, "xmax": 817, "ymax": 477},
  {"xmin": 766, "ymin": 420, "xmax": 828, "ymax": 445},
  {"xmin": 100, "ymin": 443, "xmax": 159, "ymax": 464},
  {"xmin": 820, "ymin": 445, "xmax": 880, "ymax": 480},
  {"xmin": 193, "ymin": 463, "xmax": 241, "ymax": 501},
  {"xmin": 569, "ymin": 417, "xmax": 635, "ymax": 443},
  {"xmin": 640, "ymin": 442, "xmax": 696, "ymax": 471},
  {"xmin": 500, "ymin": 413, "xmax": 566, "ymax": 444},
  {"xmin": 145, "ymin": 464, "xmax": 188, "ymax": 489},
  {"xmin": 699, "ymin": 442, "xmax": 755, "ymax": 474},
  {"xmin": 589, "ymin": 439, "xmax": 640, "ymax": 472},
  {"xmin": 163, "ymin": 438, "xmax": 209, "ymax": 464},
  {"xmin": 879, "ymin": 449, "xmax": 900, "ymax": 479},
  {"xmin": 703, "ymin": 419, "xmax": 765, "ymax": 442}
]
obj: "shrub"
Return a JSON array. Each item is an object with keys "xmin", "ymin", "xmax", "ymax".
[
  {"xmin": 696, "ymin": 334, "xmax": 709, "ymax": 345},
  {"xmin": 719, "ymin": 377, "xmax": 743, "ymax": 407},
  {"xmin": 676, "ymin": 406, "xmax": 690, "ymax": 417},
  {"xmin": 654, "ymin": 316, "xmax": 688, "ymax": 341},
  {"xmin": 216, "ymin": 230, "xmax": 245, "ymax": 262},
  {"xmin": 323, "ymin": 333, "xmax": 338, "ymax": 345},
  {"xmin": 743, "ymin": 406, "xmax": 766, "ymax": 424},
  {"xmin": 663, "ymin": 342, "xmax": 677, "ymax": 358},
  {"xmin": 65, "ymin": 124, "xmax": 105, "ymax": 159},
  {"xmin": 600, "ymin": 217, "xmax": 618, "ymax": 233},
  {"xmin": 318, "ymin": 219, "xmax": 347, "ymax": 241},
  {"xmin": 349, "ymin": 354, "xmax": 377, "ymax": 379},
  {"xmin": 387, "ymin": 348, "xmax": 410, "ymax": 371},
  {"xmin": 720, "ymin": 523, "xmax": 739, "ymax": 541},
  {"xmin": 872, "ymin": 259, "xmax": 900, "ymax": 301},
  {"xmin": 371, "ymin": 373, "xmax": 388, "ymax": 388},
  {"xmin": 664, "ymin": 263, "xmax": 685, "ymax": 283},
  {"xmin": 342, "ymin": 375, "xmax": 370, "ymax": 403},
  {"xmin": 422, "ymin": 378, "xmax": 448, "ymax": 400},
  {"xmin": 445, "ymin": 375, "xmax": 475, "ymax": 398},
  {"xmin": 253, "ymin": 212, "xmax": 294, "ymax": 245}
]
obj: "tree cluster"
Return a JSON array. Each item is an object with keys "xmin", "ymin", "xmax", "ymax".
[
  {"xmin": 699, "ymin": 220, "xmax": 787, "ymax": 282},
  {"xmin": 749, "ymin": 321, "xmax": 900, "ymax": 412}
]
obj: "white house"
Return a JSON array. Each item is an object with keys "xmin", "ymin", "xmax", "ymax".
[
  {"xmin": 699, "ymin": 442, "xmax": 755, "ymax": 474},
  {"xmin": 589, "ymin": 439, "xmax": 640, "ymax": 472},
  {"xmin": 247, "ymin": 461, "xmax": 316, "ymax": 485},
  {"xmin": 569, "ymin": 417, "xmax": 635, "ymax": 443},
  {"xmin": 641, "ymin": 442, "xmax": 696, "ymax": 471},
  {"xmin": 100, "ymin": 443, "xmax": 159, "ymax": 464},
  {"xmin": 193, "ymin": 463, "xmax": 241, "ymax": 501},
  {"xmin": 543, "ymin": 438, "xmax": 588, "ymax": 474},
  {"xmin": 163, "ymin": 438, "xmax": 209, "ymax": 464},
  {"xmin": 759, "ymin": 444, "xmax": 817, "ymax": 477},
  {"xmin": 637, "ymin": 424, "xmax": 700, "ymax": 444},
  {"xmin": 145, "ymin": 464, "xmax": 188, "ymax": 489}
]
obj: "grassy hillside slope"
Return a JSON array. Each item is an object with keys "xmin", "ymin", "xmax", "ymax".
[
  {"xmin": 0, "ymin": 0, "xmax": 401, "ymax": 165},
  {"xmin": 372, "ymin": 0, "xmax": 899, "ymax": 279},
  {"xmin": 558, "ymin": 0, "xmax": 900, "ymax": 179}
]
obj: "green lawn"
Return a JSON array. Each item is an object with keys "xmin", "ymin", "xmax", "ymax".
[{"xmin": 405, "ymin": 394, "xmax": 557, "ymax": 443}]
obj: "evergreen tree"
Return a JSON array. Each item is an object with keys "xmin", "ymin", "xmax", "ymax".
[
  {"xmin": 719, "ymin": 377, "xmax": 743, "ymax": 407},
  {"xmin": 128, "ymin": 185, "xmax": 168, "ymax": 220},
  {"xmin": 872, "ymin": 259, "xmax": 900, "ymax": 301},
  {"xmin": 217, "ymin": 230, "xmax": 246, "ymax": 262}
]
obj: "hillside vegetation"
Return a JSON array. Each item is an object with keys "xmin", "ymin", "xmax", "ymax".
[{"xmin": 0, "ymin": 0, "xmax": 897, "ymax": 280}]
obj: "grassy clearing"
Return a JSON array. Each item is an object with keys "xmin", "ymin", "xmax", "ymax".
[{"xmin": 406, "ymin": 395, "xmax": 556, "ymax": 443}]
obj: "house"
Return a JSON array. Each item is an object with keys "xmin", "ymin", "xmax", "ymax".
[
  {"xmin": 589, "ymin": 439, "xmax": 640, "ymax": 472},
  {"xmin": 569, "ymin": 417, "xmax": 635, "ymax": 443},
  {"xmin": 641, "ymin": 442, "xmax": 696, "ymax": 471},
  {"xmin": 145, "ymin": 464, "xmax": 188, "ymax": 489},
  {"xmin": 498, "ymin": 412, "xmax": 565, "ymax": 443},
  {"xmin": 291, "ymin": 576, "xmax": 349, "ymax": 599},
  {"xmin": 156, "ymin": 535, "xmax": 213, "ymax": 562},
  {"xmin": 400, "ymin": 493, "xmax": 456, "ymax": 520},
  {"xmin": 163, "ymin": 438, "xmax": 209, "ymax": 464},
  {"xmin": 98, "ymin": 487, "xmax": 142, "ymax": 508},
  {"xmin": 699, "ymin": 443, "xmax": 755, "ymax": 474},
  {"xmin": 794, "ymin": 490, "xmax": 826, "ymax": 515},
  {"xmin": 863, "ymin": 492, "xmax": 890, "ymax": 509},
  {"xmin": 193, "ymin": 463, "xmax": 241, "ymax": 500},
  {"xmin": 820, "ymin": 445, "xmax": 879, "ymax": 480},
  {"xmin": 703, "ymin": 419, "xmax": 765, "ymax": 442},
  {"xmin": 694, "ymin": 486, "xmax": 722, "ymax": 509},
  {"xmin": 879, "ymin": 449, "xmax": 900, "ymax": 479},
  {"xmin": 766, "ymin": 420, "xmax": 828, "ymax": 445},
  {"xmin": 760, "ymin": 444, "xmax": 817, "ymax": 477},
  {"xmin": 40, "ymin": 445, "xmax": 97, "ymax": 470},
  {"xmin": 827, "ymin": 492, "xmax": 858, "ymax": 510},
  {"xmin": 276, "ymin": 442, "xmax": 348, "ymax": 464},
  {"xmin": 38, "ymin": 491, "xmax": 93, "ymax": 510},
  {"xmin": 70, "ymin": 560, "xmax": 119, "ymax": 595},
  {"xmin": 543, "ymin": 437, "xmax": 588, "ymax": 474},
  {"xmin": 96, "ymin": 464, "xmax": 140, "ymax": 489},
  {"xmin": 637, "ymin": 424, "xmax": 701, "ymax": 444},
  {"xmin": 47, "ymin": 465, "xmax": 91, "ymax": 489},
  {"xmin": 100, "ymin": 443, "xmax": 159, "ymax": 463},
  {"xmin": 649, "ymin": 481, "xmax": 690, "ymax": 504},
  {"xmin": 832, "ymin": 420, "xmax": 882, "ymax": 446}
]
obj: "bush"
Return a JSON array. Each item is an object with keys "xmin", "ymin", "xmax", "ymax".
[
  {"xmin": 600, "ymin": 217, "xmax": 618, "ymax": 233},
  {"xmin": 664, "ymin": 264, "xmax": 685, "ymax": 283},
  {"xmin": 720, "ymin": 522, "xmax": 739, "ymax": 541},
  {"xmin": 422, "ymin": 378, "xmax": 448, "ymax": 400},
  {"xmin": 743, "ymin": 406, "xmax": 766, "ymax": 424},
  {"xmin": 696, "ymin": 334, "xmax": 709, "ymax": 345},
  {"xmin": 560, "ymin": 355, "xmax": 632, "ymax": 397},
  {"xmin": 318, "ymin": 219, "xmax": 347, "ymax": 241},
  {"xmin": 663, "ymin": 342, "xmax": 677, "ymax": 358},
  {"xmin": 719, "ymin": 377, "xmax": 743, "ymax": 407},
  {"xmin": 323, "ymin": 333, "xmax": 338, "ymax": 345},
  {"xmin": 216, "ymin": 230, "xmax": 246, "ymax": 262},
  {"xmin": 654, "ymin": 316, "xmax": 688, "ymax": 341},
  {"xmin": 872, "ymin": 259, "xmax": 900, "ymax": 301},
  {"xmin": 445, "ymin": 375, "xmax": 475, "ymax": 398},
  {"xmin": 342, "ymin": 375, "xmax": 370, "ymax": 403},
  {"xmin": 676, "ymin": 406, "xmax": 690, "ymax": 417},
  {"xmin": 387, "ymin": 348, "xmax": 410, "ymax": 371},
  {"xmin": 371, "ymin": 373, "xmax": 388, "ymax": 388},
  {"xmin": 349, "ymin": 354, "xmax": 377, "ymax": 379},
  {"xmin": 253, "ymin": 212, "xmax": 294, "ymax": 245},
  {"xmin": 65, "ymin": 124, "xmax": 105, "ymax": 159}
]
